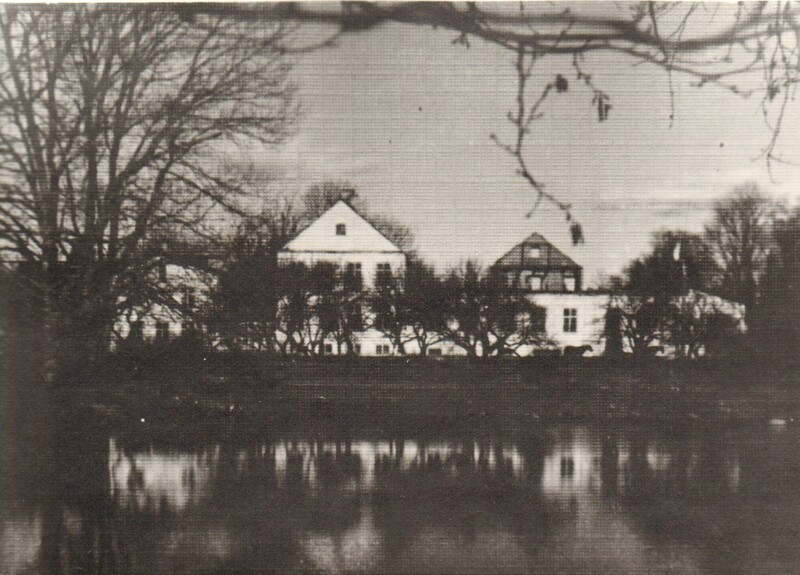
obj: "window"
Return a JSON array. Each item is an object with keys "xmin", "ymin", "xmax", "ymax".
[
  {"xmin": 531, "ymin": 308, "xmax": 547, "ymax": 333},
  {"xmin": 519, "ymin": 271, "xmax": 533, "ymax": 290},
  {"xmin": 336, "ymin": 223, "xmax": 346, "ymax": 236},
  {"xmin": 528, "ymin": 247, "xmax": 541, "ymax": 258},
  {"xmin": 347, "ymin": 304, "xmax": 363, "ymax": 330},
  {"xmin": 428, "ymin": 348, "xmax": 442, "ymax": 356},
  {"xmin": 374, "ymin": 312, "xmax": 390, "ymax": 332},
  {"xmin": 563, "ymin": 308, "xmax": 577, "ymax": 333},
  {"xmin": 376, "ymin": 263, "xmax": 392, "ymax": 287},
  {"xmin": 560, "ymin": 457, "xmax": 575, "ymax": 478},
  {"xmin": 529, "ymin": 275, "xmax": 543, "ymax": 291},
  {"xmin": 323, "ymin": 343, "xmax": 333, "ymax": 355},
  {"xmin": 344, "ymin": 262, "xmax": 362, "ymax": 291},
  {"xmin": 376, "ymin": 264, "xmax": 393, "ymax": 289},
  {"xmin": 353, "ymin": 343, "xmax": 361, "ymax": 355},
  {"xmin": 564, "ymin": 275, "xmax": 576, "ymax": 292},
  {"xmin": 375, "ymin": 344, "xmax": 391, "ymax": 356},
  {"xmin": 156, "ymin": 321, "xmax": 170, "ymax": 342}
]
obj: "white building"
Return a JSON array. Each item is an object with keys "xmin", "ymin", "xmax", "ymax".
[
  {"xmin": 275, "ymin": 202, "xmax": 614, "ymax": 357},
  {"xmin": 490, "ymin": 233, "xmax": 610, "ymax": 356},
  {"xmin": 112, "ymin": 263, "xmax": 214, "ymax": 349},
  {"xmin": 277, "ymin": 200, "xmax": 407, "ymax": 356},
  {"xmin": 110, "ymin": 200, "xmax": 744, "ymax": 358},
  {"xmin": 525, "ymin": 292, "xmax": 610, "ymax": 355},
  {"xmin": 278, "ymin": 200, "xmax": 406, "ymax": 290}
]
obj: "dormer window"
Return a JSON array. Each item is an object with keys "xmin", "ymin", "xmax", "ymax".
[
  {"xmin": 528, "ymin": 247, "xmax": 541, "ymax": 258},
  {"xmin": 336, "ymin": 223, "xmax": 346, "ymax": 236}
]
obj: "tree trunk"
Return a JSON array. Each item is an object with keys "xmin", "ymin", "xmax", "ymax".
[
  {"xmin": 394, "ymin": 331, "xmax": 406, "ymax": 355},
  {"xmin": 40, "ymin": 290, "xmax": 60, "ymax": 385}
]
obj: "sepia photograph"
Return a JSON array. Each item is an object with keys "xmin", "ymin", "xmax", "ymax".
[{"xmin": 1, "ymin": 2, "xmax": 799, "ymax": 573}]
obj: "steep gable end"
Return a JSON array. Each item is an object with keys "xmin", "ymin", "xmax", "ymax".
[
  {"xmin": 494, "ymin": 232, "xmax": 580, "ymax": 269},
  {"xmin": 282, "ymin": 200, "xmax": 402, "ymax": 253}
]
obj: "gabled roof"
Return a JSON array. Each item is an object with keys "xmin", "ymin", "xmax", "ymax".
[
  {"xmin": 493, "ymin": 232, "xmax": 580, "ymax": 269},
  {"xmin": 281, "ymin": 200, "xmax": 403, "ymax": 254}
]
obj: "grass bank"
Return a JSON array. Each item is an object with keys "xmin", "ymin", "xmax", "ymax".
[{"xmin": 33, "ymin": 351, "xmax": 800, "ymax": 433}]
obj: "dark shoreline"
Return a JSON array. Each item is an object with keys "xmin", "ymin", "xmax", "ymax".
[{"xmin": 9, "ymin": 352, "xmax": 794, "ymax": 433}]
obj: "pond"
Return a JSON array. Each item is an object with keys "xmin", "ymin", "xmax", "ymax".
[{"xmin": 3, "ymin": 411, "xmax": 800, "ymax": 574}]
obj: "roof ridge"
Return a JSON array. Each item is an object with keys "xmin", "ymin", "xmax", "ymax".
[
  {"xmin": 334, "ymin": 199, "xmax": 404, "ymax": 252},
  {"xmin": 280, "ymin": 199, "xmax": 404, "ymax": 253},
  {"xmin": 493, "ymin": 232, "xmax": 580, "ymax": 269}
]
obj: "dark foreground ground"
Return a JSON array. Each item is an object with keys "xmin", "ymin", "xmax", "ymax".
[{"xmin": 13, "ymin": 352, "xmax": 799, "ymax": 434}]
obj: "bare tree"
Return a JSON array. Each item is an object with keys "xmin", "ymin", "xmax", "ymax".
[
  {"xmin": 442, "ymin": 261, "xmax": 550, "ymax": 358},
  {"xmin": 753, "ymin": 206, "xmax": 800, "ymax": 356},
  {"xmin": 403, "ymin": 256, "xmax": 449, "ymax": 356},
  {"xmin": 302, "ymin": 181, "xmax": 358, "ymax": 220},
  {"xmin": 320, "ymin": 297, "xmax": 366, "ymax": 355},
  {"xmin": 705, "ymin": 183, "xmax": 777, "ymax": 313},
  {"xmin": 185, "ymin": 2, "xmax": 800, "ymax": 226},
  {"xmin": 609, "ymin": 294, "xmax": 670, "ymax": 356},
  {"xmin": 274, "ymin": 262, "xmax": 339, "ymax": 355},
  {"xmin": 624, "ymin": 230, "xmax": 719, "ymax": 296},
  {"xmin": 214, "ymin": 203, "xmax": 303, "ymax": 351},
  {"xmin": 370, "ymin": 270, "xmax": 412, "ymax": 354},
  {"xmin": 0, "ymin": 5, "xmax": 294, "ymax": 372},
  {"xmin": 665, "ymin": 293, "xmax": 743, "ymax": 359}
]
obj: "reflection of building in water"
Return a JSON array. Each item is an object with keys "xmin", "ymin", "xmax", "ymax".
[
  {"xmin": 540, "ymin": 430, "xmax": 742, "ymax": 499},
  {"xmin": 541, "ymin": 434, "xmax": 600, "ymax": 498},
  {"xmin": 272, "ymin": 440, "xmax": 526, "ymax": 490},
  {"xmin": 98, "ymin": 431, "xmax": 751, "ymax": 575},
  {"xmin": 108, "ymin": 438, "xmax": 220, "ymax": 511},
  {"xmin": 300, "ymin": 508, "xmax": 384, "ymax": 574},
  {"xmin": 107, "ymin": 432, "xmax": 742, "ymax": 514},
  {"xmin": 0, "ymin": 511, "xmax": 41, "ymax": 575}
]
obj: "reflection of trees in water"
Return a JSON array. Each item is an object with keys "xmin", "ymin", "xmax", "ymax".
[
  {"xmin": 601, "ymin": 433, "xmax": 620, "ymax": 496},
  {"xmin": 616, "ymin": 431, "xmax": 742, "ymax": 503},
  {"xmin": 6, "ymin": 419, "xmax": 799, "ymax": 574},
  {"xmin": 35, "ymin": 413, "xmax": 126, "ymax": 575}
]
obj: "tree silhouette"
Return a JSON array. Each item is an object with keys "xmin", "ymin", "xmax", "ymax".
[
  {"xmin": 705, "ymin": 183, "xmax": 777, "ymax": 312},
  {"xmin": 0, "ymin": 5, "xmax": 295, "ymax": 372}
]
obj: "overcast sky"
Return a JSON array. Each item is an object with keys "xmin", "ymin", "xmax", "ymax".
[{"xmin": 247, "ymin": 8, "xmax": 800, "ymax": 286}]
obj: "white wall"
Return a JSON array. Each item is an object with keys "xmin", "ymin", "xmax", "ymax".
[
  {"xmin": 529, "ymin": 293, "xmax": 611, "ymax": 356},
  {"xmin": 278, "ymin": 200, "xmax": 406, "ymax": 289},
  {"xmin": 309, "ymin": 293, "xmax": 610, "ymax": 357},
  {"xmin": 282, "ymin": 201, "xmax": 401, "ymax": 254}
]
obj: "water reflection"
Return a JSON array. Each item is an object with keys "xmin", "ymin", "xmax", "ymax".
[
  {"xmin": 3, "ymin": 422, "xmax": 800, "ymax": 574},
  {"xmin": 109, "ymin": 439, "xmax": 221, "ymax": 512}
]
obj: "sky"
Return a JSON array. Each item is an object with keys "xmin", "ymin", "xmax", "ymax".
[{"xmin": 243, "ymin": 6, "xmax": 800, "ymax": 287}]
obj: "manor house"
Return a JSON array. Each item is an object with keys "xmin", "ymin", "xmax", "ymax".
[
  {"xmin": 115, "ymin": 199, "xmax": 745, "ymax": 357},
  {"xmin": 277, "ymin": 200, "xmax": 610, "ymax": 356}
]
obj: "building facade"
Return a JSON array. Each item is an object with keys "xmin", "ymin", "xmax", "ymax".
[
  {"xmin": 277, "ymin": 200, "xmax": 407, "ymax": 356},
  {"xmin": 111, "ymin": 263, "xmax": 214, "ymax": 350},
  {"xmin": 111, "ymin": 200, "xmax": 745, "ymax": 358},
  {"xmin": 276, "ymin": 203, "xmax": 610, "ymax": 357},
  {"xmin": 493, "ymin": 233, "xmax": 582, "ymax": 293},
  {"xmin": 278, "ymin": 200, "xmax": 406, "ymax": 290}
]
